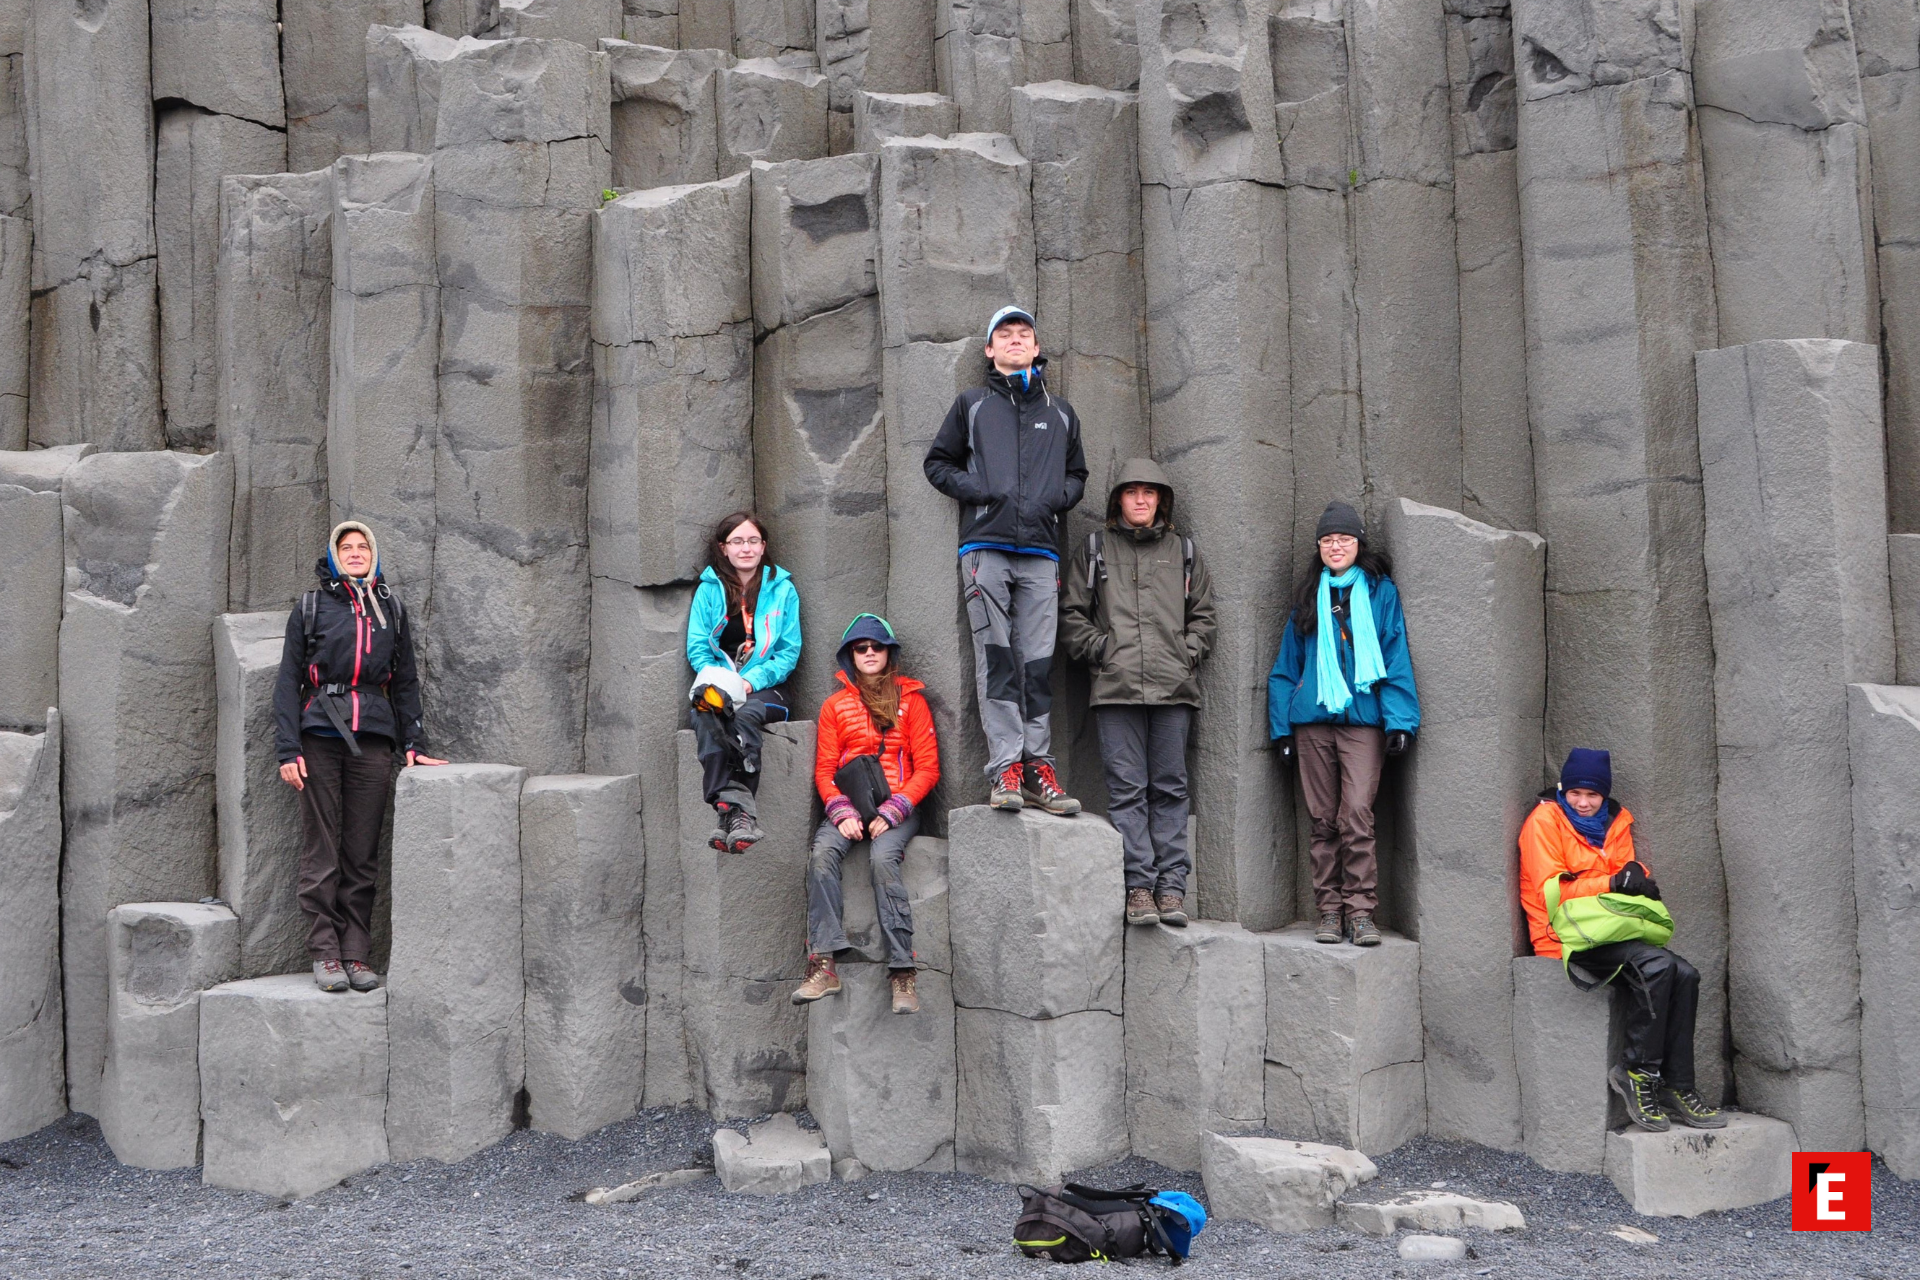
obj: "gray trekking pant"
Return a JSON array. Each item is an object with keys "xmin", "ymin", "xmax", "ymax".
[
  {"xmin": 961, "ymin": 548, "xmax": 1058, "ymax": 778},
  {"xmin": 1095, "ymin": 705, "xmax": 1193, "ymax": 894},
  {"xmin": 807, "ymin": 812, "xmax": 921, "ymax": 969}
]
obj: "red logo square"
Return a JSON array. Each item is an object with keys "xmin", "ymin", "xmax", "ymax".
[{"xmin": 1792, "ymin": 1152, "xmax": 1872, "ymax": 1231}]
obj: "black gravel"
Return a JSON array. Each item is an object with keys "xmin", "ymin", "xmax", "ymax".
[{"xmin": 2, "ymin": 1110, "xmax": 1913, "ymax": 1279}]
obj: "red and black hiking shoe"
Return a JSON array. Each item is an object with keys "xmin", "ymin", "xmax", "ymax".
[
  {"xmin": 1022, "ymin": 762, "xmax": 1081, "ymax": 816},
  {"xmin": 990, "ymin": 763, "xmax": 1026, "ymax": 811}
]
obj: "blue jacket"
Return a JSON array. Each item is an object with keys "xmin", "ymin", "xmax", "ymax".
[
  {"xmin": 686, "ymin": 564, "xmax": 802, "ymax": 692},
  {"xmin": 1267, "ymin": 572, "xmax": 1420, "ymax": 738}
]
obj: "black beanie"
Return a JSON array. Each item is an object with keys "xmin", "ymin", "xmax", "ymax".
[{"xmin": 1316, "ymin": 501, "xmax": 1365, "ymax": 541}]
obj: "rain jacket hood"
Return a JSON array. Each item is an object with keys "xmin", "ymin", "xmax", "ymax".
[{"xmin": 1105, "ymin": 458, "xmax": 1176, "ymax": 532}]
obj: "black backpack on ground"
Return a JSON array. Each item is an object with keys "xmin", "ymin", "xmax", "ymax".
[{"xmin": 1013, "ymin": 1183, "xmax": 1185, "ymax": 1264}]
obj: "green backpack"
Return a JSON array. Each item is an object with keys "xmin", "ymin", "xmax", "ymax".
[{"xmin": 1543, "ymin": 875, "xmax": 1674, "ymax": 988}]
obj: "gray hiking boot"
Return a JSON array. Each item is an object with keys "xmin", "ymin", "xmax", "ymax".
[
  {"xmin": 990, "ymin": 763, "xmax": 1025, "ymax": 811},
  {"xmin": 1610, "ymin": 1064, "xmax": 1672, "ymax": 1132},
  {"xmin": 1314, "ymin": 911, "xmax": 1344, "ymax": 944},
  {"xmin": 1659, "ymin": 1083, "xmax": 1727, "ymax": 1129},
  {"xmin": 1126, "ymin": 888, "xmax": 1160, "ymax": 926},
  {"xmin": 313, "ymin": 959, "xmax": 349, "ymax": 993},
  {"xmin": 724, "ymin": 803, "xmax": 764, "ymax": 854},
  {"xmin": 1022, "ymin": 762, "xmax": 1081, "ymax": 816},
  {"xmin": 343, "ymin": 960, "xmax": 380, "ymax": 992},
  {"xmin": 1349, "ymin": 912, "xmax": 1382, "ymax": 946}
]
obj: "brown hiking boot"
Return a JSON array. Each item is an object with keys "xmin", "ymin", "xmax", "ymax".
[
  {"xmin": 1126, "ymin": 888, "xmax": 1160, "ymax": 926},
  {"xmin": 1349, "ymin": 912, "xmax": 1382, "ymax": 946},
  {"xmin": 1022, "ymin": 762, "xmax": 1081, "ymax": 816},
  {"xmin": 890, "ymin": 969, "xmax": 920, "ymax": 1015},
  {"xmin": 990, "ymin": 763, "xmax": 1026, "ymax": 810},
  {"xmin": 1314, "ymin": 911, "xmax": 1343, "ymax": 944},
  {"xmin": 1156, "ymin": 893, "xmax": 1188, "ymax": 927},
  {"xmin": 790, "ymin": 954, "xmax": 841, "ymax": 1004}
]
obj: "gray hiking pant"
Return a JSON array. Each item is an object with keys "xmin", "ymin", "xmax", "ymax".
[
  {"xmin": 961, "ymin": 548, "xmax": 1058, "ymax": 778},
  {"xmin": 807, "ymin": 812, "xmax": 921, "ymax": 968},
  {"xmin": 1095, "ymin": 705, "xmax": 1193, "ymax": 894}
]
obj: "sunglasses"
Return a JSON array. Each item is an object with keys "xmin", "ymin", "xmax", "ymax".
[{"xmin": 849, "ymin": 640, "xmax": 888, "ymax": 655}]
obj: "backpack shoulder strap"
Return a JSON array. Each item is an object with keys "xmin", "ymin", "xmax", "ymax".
[
  {"xmin": 1182, "ymin": 536, "xmax": 1194, "ymax": 603},
  {"xmin": 300, "ymin": 590, "xmax": 318, "ymax": 659},
  {"xmin": 1086, "ymin": 530, "xmax": 1105, "ymax": 591}
]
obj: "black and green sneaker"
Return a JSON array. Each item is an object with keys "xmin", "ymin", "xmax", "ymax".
[
  {"xmin": 1610, "ymin": 1064, "xmax": 1671, "ymax": 1132},
  {"xmin": 1659, "ymin": 1083, "xmax": 1727, "ymax": 1129}
]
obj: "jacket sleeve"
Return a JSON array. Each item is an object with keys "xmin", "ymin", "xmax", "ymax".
[
  {"xmin": 686, "ymin": 580, "xmax": 724, "ymax": 672},
  {"xmin": 390, "ymin": 604, "xmax": 427, "ymax": 755},
  {"xmin": 1055, "ymin": 405, "xmax": 1089, "ymax": 512},
  {"xmin": 273, "ymin": 606, "xmax": 308, "ymax": 764},
  {"xmin": 1267, "ymin": 614, "xmax": 1304, "ymax": 740},
  {"xmin": 740, "ymin": 577, "xmax": 802, "ymax": 691},
  {"xmin": 815, "ymin": 697, "xmax": 843, "ymax": 805},
  {"xmin": 1183, "ymin": 541, "xmax": 1218, "ymax": 664},
  {"xmin": 900, "ymin": 692, "xmax": 941, "ymax": 807},
  {"xmin": 1374, "ymin": 579, "xmax": 1421, "ymax": 734},
  {"xmin": 923, "ymin": 393, "xmax": 990, "ymax": 504},
  {"xmin": 1057, "ymin": 537, "xmax": 1104, "ymax": 665}
]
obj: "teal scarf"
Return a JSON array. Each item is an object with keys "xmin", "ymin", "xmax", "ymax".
[{"xmin": 1315, "ymin": 566, "xmax": 1386, "ymax": 715}]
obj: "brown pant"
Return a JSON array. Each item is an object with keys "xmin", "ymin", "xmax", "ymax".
[
  {"xmin": 297, "ymin": 733, "xmax": 393, "ymax": 963},
  {"xmin": 1295, "ymin": 723, "xmax": 1385, "ymax": 914}
]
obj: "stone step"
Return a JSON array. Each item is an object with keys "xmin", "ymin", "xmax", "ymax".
[{"xmin": 1604, "ymin": 1112, "xmax": 1797, "ymax": 1218}]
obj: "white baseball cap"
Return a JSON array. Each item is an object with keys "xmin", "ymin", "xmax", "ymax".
[{"xmin": 985, "ymin": 305, "xmax": 1036, "ymax": 343}]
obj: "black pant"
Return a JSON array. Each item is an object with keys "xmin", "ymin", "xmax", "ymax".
[
  {"xmin": 1573, "ymin": 940, "xmax": 1700, "ymax": 1089},
  {"xmin": 692, "ymin": 685, "xmax": 787, "ymax": 813},
  {"xmin": 297, "ymin": 733, "xmax": 394, "ymax": 963}
]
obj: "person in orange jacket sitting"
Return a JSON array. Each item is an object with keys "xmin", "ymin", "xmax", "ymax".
[
  {"xmin": 1519, "ymin": 747, "xmax": 1723, "ymax": 1133},
  {"xmin": 791, "ymin": 614, "xmax": 940, "ymax": 1015}
]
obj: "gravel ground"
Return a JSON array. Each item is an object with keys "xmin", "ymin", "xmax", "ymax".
[{"xmin": 2, "ymin": 1110, "xmax": 1913, "ymax": 1280}]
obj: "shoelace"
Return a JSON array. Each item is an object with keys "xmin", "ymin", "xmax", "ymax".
[{"xmin": 1031, "ymin": 765, "xmax": 1065, "ymax": 795}]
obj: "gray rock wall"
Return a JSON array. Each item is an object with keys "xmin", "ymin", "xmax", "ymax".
[
  {"xmin": 0, "ymin": 442, "xmax": 86, "ymax": 728},
  {"xmin": 1859, "ymin": 1, "xmax": 1920, "ymax": 533},
  {"xmin": 1698, "ymin": 338, "xmax": 1891, "ymax": 1152},
  {"xmin": 1512, "ymin": 0, "xmax": 1729, "ymax": 1106},
  {"xmin": 0, "ymin": 213, "xmax": 26, "ymax": 446},
  {"xmin": 1894, "ymin": 533, "xmax": 1920, "ymax": 684},
  {"xmin": 1511, "ymin": 955, "xmax": 1621, "ymax": 1174},
  {"xmin": 283, "ymin": 0, "xmax": 427, "ymax": 170},
  {"xmin": 1849, "ymin": 682, "xmax": 1920, "ymax": 1180},
  {"xmin": 59, "ymin": 450, "xmax": 231, "ymax": 1116},
  {"xmin": 935, "ymin": 0, "xmax": 1071, "ymax": 134},
  {"xmin": 717, "ymin": 58, "xmax": 828, "ymax": 173},
  {"xmin": 0, "ymin": 714, "xmax": 62, "ymax": 1143},
  {"xmin": 604, "ymin": 41, "xmax": 727, "ymax": 188},
  {"xmin": 0, "ymin": 1, "xmax": 27, "ymax": 229},
  {"xmin": 807, "ymin": 964, "xmax": 958, "ymax": 1171}
]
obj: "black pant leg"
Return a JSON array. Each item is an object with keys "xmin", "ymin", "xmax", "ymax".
[
  {"xmin": 1577, "ymin": 940, "xmax": 1681, "ymax": 1076},
  {"xmin": 335, "ymin": 739, "xmax": 394, "ymax": 964},
  {"xmin": 296, "ymin": 735, "xmax": 350, "ymax": 961},
  {"xmin": 1661, "ymin": 952, "xmax": 1701, "ymax": 1089}
]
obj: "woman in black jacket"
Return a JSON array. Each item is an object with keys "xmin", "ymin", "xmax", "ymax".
[{"xmin": 273, "ymin": 522, "xmax": 446, "ymax": 992}]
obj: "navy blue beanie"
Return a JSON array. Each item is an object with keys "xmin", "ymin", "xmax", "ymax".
[
  {"xmin": 836, "ymin": 613, "xmax": 900, "ymax": 684},
  {"xmin": 1559, "ymin": 748, "xmax": 1612, "ymax": 798}
]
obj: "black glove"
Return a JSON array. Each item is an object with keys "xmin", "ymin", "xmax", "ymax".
[
  {"xmin": 1609, "ymin": 861, "xmax": 1660, "ymax": 899},
  {"xmin": 1384, "ymin": 730, "xmax": 1411, "ymax": 757},
  {"xmin": 1276, "ymin": 736, "xmax": 1295, "ymax": 764}
]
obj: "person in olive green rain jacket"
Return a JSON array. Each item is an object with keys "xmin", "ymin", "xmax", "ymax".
[{"xmin": 1059, "ymin": 459, "xmax": 1217, "ymax": 928}]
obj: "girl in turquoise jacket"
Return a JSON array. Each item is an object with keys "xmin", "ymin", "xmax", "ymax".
[{"xmin": 686, "ymin": 511, "xmax": 802, "ymax": 853}]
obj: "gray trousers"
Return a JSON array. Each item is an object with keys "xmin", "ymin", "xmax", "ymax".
[
  {"xmin": 962, "ymin": 548, "xmax": 1058, "ymax": 777},
  {"xmin": 1095, "ymin": 705, "xmax": 1193, "ymax": 894},
  {"xmin": 807, "ymin": 811, "xmax": 921, "ymax": 968}
]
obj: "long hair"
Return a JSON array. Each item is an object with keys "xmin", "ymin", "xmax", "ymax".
[
  {"xmin": 708, "ymin": 511, "xmax": 769, "ymax": 618},
  {"xmin": 1289, "ymin": 544, "xmax": 1394, "ymax": 638},
  {"xmin": 856, "ymin": 653, "xmax": 901, "ymax": 730}
]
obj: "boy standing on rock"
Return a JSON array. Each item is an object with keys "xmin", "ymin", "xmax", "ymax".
[
  {"xmin": 1060, "ymin": 459, "xmax": 1216, "ymax": 927},
  {"xmin": 924, "ymin": 305, "xmax": 1089, "ymax": 815}
]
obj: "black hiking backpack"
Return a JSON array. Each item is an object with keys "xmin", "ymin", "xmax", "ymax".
[{"xmin": 1013, "ymin": 1183, "xmax": 1189, "ymax": 1264}]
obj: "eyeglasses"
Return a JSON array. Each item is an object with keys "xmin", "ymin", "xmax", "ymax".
[
  {"xmin": 1317, "ymin": 535, "xmax": 1359, "ymax": 548},
  {"xmin": 849, "ymin": 640, "xmax": 887, "ymax": 655},
  {"xmin": 723, "ymin": 536, "xmax": 765, "ymax": 549}
]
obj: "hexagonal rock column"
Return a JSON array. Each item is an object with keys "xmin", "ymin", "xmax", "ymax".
[
  {"xmin": 1387, "ymin": 498, "xmax": 1545, "ymax": 1150},
  {"xmin": 60, "ymin": 450, "xmax": 232, "ymax": 1116},
  {"xmin": 0, "ymin": 216, "xmax": 27, "ymax": 448},
  {"xmin": 1892, "ymin": 536, "xmax": 1920, "ymax": 685},
  {"xmin": 490, "ymin": 0, "xmax": 623, "ymax": 46},
  {"xmin": 1124, "ymin": 921, "xmax": 1265, "ymax": 1171},
  {"xmin": 520, "ymin": 773, "xmax": 645, "ymax": 1140},
  {"xmin": 427, "ymin": 37, "xmax": 610, "ymax": 775},
  {"xmin": 282, "ymin": 0, "xmax": 428, "ymax": 172},
  {"xmin": 328, "ymin": 150, "xmax": 440, "ymax": 601},
  {"xmin": 1604, "ymin": 1113, "xmax": 1797, "ymax": 1218},
  {"xmin": 717, "ymin": 58, "xmax": 829, "ymax": 175},
  {"xmin": 935, "ymin": 0, "xmax": 1071, "ymax": 134},
  {"xmin": 820, "ymin": 1, "xmax": 938, "ymax": 149},
  {"xmin": 23, "ymin": 0, "xmax": 163, "ymax": 451},
  {"xmin": 215, "ymin": 612, "xmax": 307, "ymax": 979},
  {"xmin": 200, "ymin": 974, "xmax": 391, "ymax": 1200},
  {"xmin": 366, "ymin": 24, "xmax": 486, "ymax": 155},
  {"xmin": 98, "ymin": 903, "xmax": 240, "ymax": 1169},
  {"xmin": 591, "ymin": 173, "xmax": 753, "ymax": 590},
  {"xmin": 750, "ymin": 152, "xmax": 886, "ymax": 719},
  {"xmin": 1134, "ymin": 0, "xmax": 1283, "ymax": 190},
  {"xmin": 1849, "ymin": 683, "xmax": 1920, "ymax": 1179},
  {"xmin": 1693, "ymin": 2, "xmax": 1875, "ymax": 348},
  {"xmin": 675, "ymin": 723, "xmax": 817, "ymax": 1118},
  {"xmin": 1697, "ymin": 339, "xmax": 1892, "ymax": 1152},
  {"xmin": 1512, "ymin": 0, "xmax": 1728, "ymax": 1106},
  {"xmin": 807, "ymin": 965, "xmax": 958, "ymax": 1172},
  {"xmin": 950, "ymin": 806, "xmax": 1127, "ymax": 1181},
  {"xmin": 0, "ymin": 713, "xmax": 63, "ymax": 1142},
  {"xmin": 853, "ymin": 90, "xmax": 958, "ymax": 151},
  {"xmin": 878, "ymin": 133, "xmax": 1033, "ymax": 823},
  {"xmin": 386, "ymin": 762, "xmax": 528, "ymax": 1163},
  {"xmin": 216, "ymin": 169, "xmax": 335, "ymax": 612},
  {"xmin": 1510, "ymin": 955, "xmax": 1621, "ymax": 1175},
  {"xmin": 1200, "ymin": 1132, "xmax": 1378, "ymax": 1233},
  {"xmin": 604, "ymin": 41, "xmax": 728, "ymax": 189},
  {"xmin": 584, "ymin": 580, "xmax": 696, "ymax": 1108},
  {"xmin": 1263, "ymin": 924, "xmax": 1425, "ymax": 1158},
  {"xmin": 0, "ymin": 444, "xmax": 91, "ymax": 730}
]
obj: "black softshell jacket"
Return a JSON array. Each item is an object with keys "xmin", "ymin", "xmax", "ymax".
[
  {"xmin": 272, "ymin": 561, "xmax": 426, "ymax": 762},
  {"xmin": 923, "ymin": 358, "xmax": 1090, "ymax": 554}
]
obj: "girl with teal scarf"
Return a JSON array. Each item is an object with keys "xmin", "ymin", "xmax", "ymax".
[{"xmin": 1267, "ymin": 502, "xmax": 1421, "ymax": 948}]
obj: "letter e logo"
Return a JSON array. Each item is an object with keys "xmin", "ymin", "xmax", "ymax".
[{"xmin": 1792, "ymin": 1152, "xmax": 1872, "ymax": 1231}]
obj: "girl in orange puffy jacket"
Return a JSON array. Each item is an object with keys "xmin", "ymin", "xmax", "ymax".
[{"xmin": 792, "ymin": 614, "xmax": 940, "ymax": 1015}]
